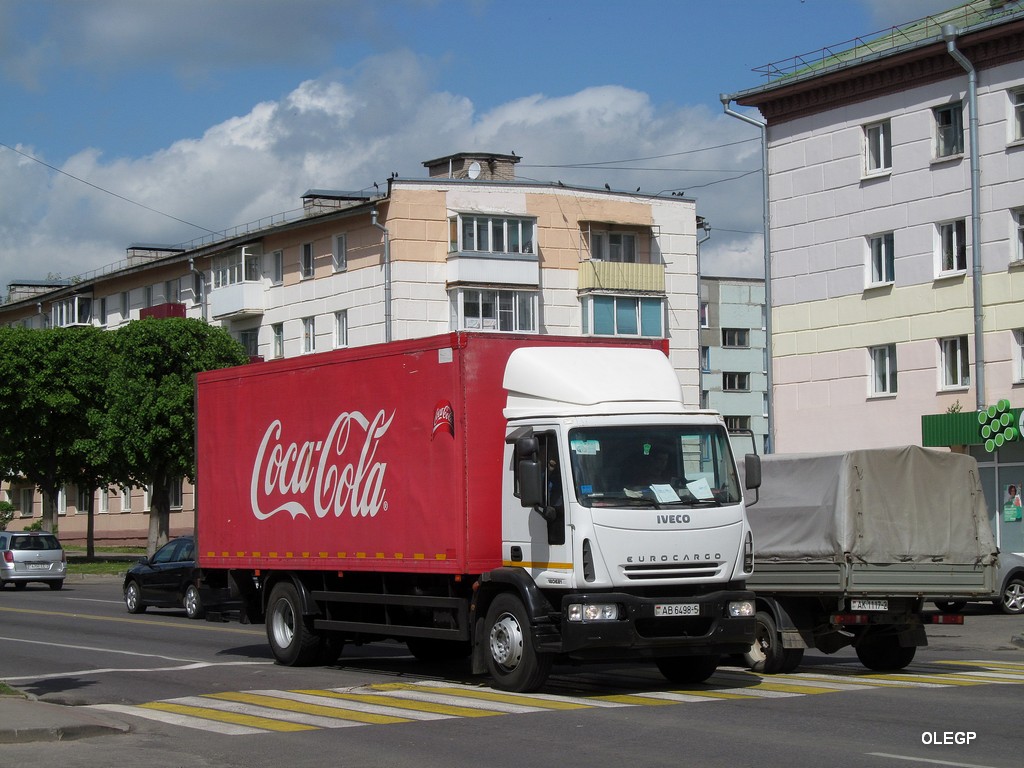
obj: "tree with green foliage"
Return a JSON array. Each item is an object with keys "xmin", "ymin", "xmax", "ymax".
[
  {"xmin": 0, "ymin": 326, "xmax": 110, "ymax": 538},
  {"xmin": 102, "ymin": 318, "xmax": 249, "ymax": 554}
]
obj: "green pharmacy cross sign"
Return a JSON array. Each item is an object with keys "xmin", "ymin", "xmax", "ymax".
[{"xmin": 979, "ymin": 399, "xmax": 1020, "ymax": 452}]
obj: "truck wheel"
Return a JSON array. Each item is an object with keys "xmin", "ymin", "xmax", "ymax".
[
  {"xmin": 855, "ymin": 636, "xmax": 916, "ymax": 671},
  {"xmin": 484, "ymin": 593, "xmax": 552, "ymax": 692},
  {"xmin": 184, "ymin": 584, "xmax": 204, "ymax": 620},
  {"xmin": 656, "ymin": 655, "xmax": 719, "ymax": 684},
  {"xmin": 743, "ymin": 611, "xmax": 784, "ymax": 673},
  {"xmin": 933, "ymin": 600, "xmax": 966, "ymax": 613},
  {"xmin": 266, "ymin": 582, "xmax": 321, "ymax": 666},
  {"xmin": 406, "ymin": 638, "xmax": 472, "ymax": 663},
  {"xmin": 124, "ymin": 580, "xmax": 146, "ymax": 614},
  {"xmin": 997, "ymin": 577, "xmax": 1024, "ymax": 615}
]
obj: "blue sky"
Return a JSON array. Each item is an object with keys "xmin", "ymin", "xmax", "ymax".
[{"xmin": 0, "ymin": 0, "xmax": 956, "ymax": 291}]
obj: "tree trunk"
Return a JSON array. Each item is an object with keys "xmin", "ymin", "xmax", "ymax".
[
  {"xmin": 146, "ymin": 482, "xmax": 172, "ymax": 556},
  {"xmin": 86, "ymin": 487, "xmax": 96, "ymax": 559}
]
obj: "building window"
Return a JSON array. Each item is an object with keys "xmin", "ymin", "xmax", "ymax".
[
  {"xmin": 584, "ymin": 295, "xmax": 663, "ymax": 337},
  {"xmin": 760, "ymin": 304, "xmax": 766, "ymax": 330},
  {"xmin": 301, "ymin": 243, "xmax": 315, "ymax": 279},
  {"xmin": 1013, "ymin": 208, "xmax": 1024, "ymax": 263},
  {"xmin": 453, "ymin": 288, "xmax": 537, "ymax": 332},
  {"xmin": 51, "ymin": 296, "xmax": 92, "ymax": 327},
  {"xmin": 700, "ymin": 390, "xmax": 709, "ymax": 409},
  {"xmin": 335, "ymin": 310, "xmax": 348, "ymax": 348},
  {"xmin": 725, "ymin": 416, "xmax": 751, "ymax": 432},
  {"xmin": 865, "ymin": 119, "xmax": 892, "ymax": 172},
  {"xmin": 1014, "ymin": 330, "xmax": 1024, "ymax": 383},
  {"xmin": 937, "ymin": 219, "xmax": 967, "ymax": 274},
  {"xmin": 940, "ymin": 335, "xmax": 970, "ymax": 389},
  {"xmin": 192, "ymin": 273, "xmax": 203, "ymax": 304},
  {"xmin": 762, "ymin": 393, "xmax": 769, "ymax": 417},
  {"xmin": 868, "ymin": 232, "xmax": 895, "ymax": 285},
  {"xmin": 144, "ymin": 285, "xmax": 154, "ymax": 308},
  {"xmin": 590, "ymin": 231, "xmax": 637, "ymax": 262},
  {"xmin": 722, "ymin": 328, "xmax": 749, "ymax": 348},
  {"xmin": 934, "ymin": 102, "xmax": 964, "ymax": 158},
  {"xmin": 121, "ymin": 291, "xmax": 130, "ymax": 319},
  {"xmin": 450, "ymin": 215, "xmax": 535, "ymax": 255},
  {"xmin": 870, "ymin": 344, "xmax": 898, "ymax": 395},
  {"xmin": 238, "ymin": 329, "xmax": 259, "ymax": 358},
  {"xmin": 98, "ymin": 297, "xmax": 107, "ymax": 327},
  {"xmin": 1012, "ymin": 88, "xmax": 1024, "ymax": 142},
  {"xmin": 121, "ymin": 488, "xmax": 132, "ymax": 514},
  {"xmin": 700, "ymin": 301, "xmax": 709, "ymax": 328},
  {"xmin": 170, "ymin": 479, "xmax": 183, "ymax": 510},
  {"xmin": 272, "ymin": 250, "xmax": 284, "ymax": 284},
  {"xmin": 302, "ymin": 317, "xmax": 316, "ymax": 353},
  {"xmin": 722, "ymin": 372, "xmax": 749, "ymax": 392},
  {"xmin": 165, "ymin": 278, "xmax": 180, "ymax": 303},
  {"xmin": 700, "ymin": 346, "xmax": 710, "ymax": 372},
  {"xmin": 19, "ymin": 488, "xmax": 34, "ymax": 518},
  {"xmin": 333, "ymin": 234, "xmax": 347, "ymax": 272},
  {"xmin": 272, "ymin": 323, "xmax": 284, "ymax": 359}
]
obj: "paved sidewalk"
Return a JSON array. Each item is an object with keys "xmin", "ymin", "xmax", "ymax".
[{"xmin": 0, "ymin": 694, "xmax": 130, "ymax": 743}]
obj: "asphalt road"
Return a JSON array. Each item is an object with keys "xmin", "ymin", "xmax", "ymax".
[{"xmin": 1, "ymin": 577, "xmax": 1022, "ymax": 768}]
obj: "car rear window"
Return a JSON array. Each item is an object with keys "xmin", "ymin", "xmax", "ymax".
[{"xmin": 10, "ymin": 535, "xmax": 62, "ymax": 551}]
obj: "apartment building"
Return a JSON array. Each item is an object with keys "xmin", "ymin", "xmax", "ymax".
[
  {"xmin": 698, "ymin": 276, "xmax": 768, "ymax": 454},
  {"xmin": 724, "ymin": 0, "xmax": 1024, "ymax": 549},
  {"xmin": 0, "ymin": 151, "xmax": 703, "ymax": 545}
]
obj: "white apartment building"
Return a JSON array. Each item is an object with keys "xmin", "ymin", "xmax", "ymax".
[
  {"xmin": 0, "ymin": 151, "xmax": 703, "ymax": 545},
  {"xmin": 725, "ymin": 0, "xmax": 1024, "ymax": 550},
  {"xmin": 698, "ymin": 277, "xmax": 768, "ymax": 453}
]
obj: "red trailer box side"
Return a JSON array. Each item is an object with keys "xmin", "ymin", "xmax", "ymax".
[{"xmin": 196, "ymin": 332, "xmax": 666, "ymax": 577}]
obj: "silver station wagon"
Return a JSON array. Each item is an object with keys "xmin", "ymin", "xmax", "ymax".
[{"xmin": 0, "ymin": 531, "xmax": 67, "ymax": 590}]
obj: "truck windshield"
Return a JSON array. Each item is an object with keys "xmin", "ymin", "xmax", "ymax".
[{"xmin": 567, "ymin": 425, "xmax": 742, "ymax": 508}]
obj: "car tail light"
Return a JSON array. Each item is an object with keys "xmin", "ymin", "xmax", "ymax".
[{"xmin": 2, "ymin": 551, "xmax": 12, "ymax": 564}]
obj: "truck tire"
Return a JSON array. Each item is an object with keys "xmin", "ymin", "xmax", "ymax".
[
  {"xmin": 743, "ymin": 611, "xmax": 783, "ymax": 673},
  {"xmin": 484, "ymin": 593, "xmax": 552, "ymax": 692},
  {"xmin": 266, "ymin": 582, "xmax": 321, "ymax": 666},
  {"xmin": 656, "ymin": 655, "xmax": 718, "ymax": 684},
  {"xmin": 933, "ymin": 600, "xmax": 966, "ymax": 613},
  {"xmin": 855, "ymin": 635, "xmax": 916, "ymax": 671},
  {"xmin": 997, "ymin": 577, "xmax": 1024, "ymax": 615}
]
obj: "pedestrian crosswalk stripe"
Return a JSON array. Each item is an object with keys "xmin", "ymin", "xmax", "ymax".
[{"xmin": 88, "ymin": 659, "xmax": 1024, "ymax": 735}]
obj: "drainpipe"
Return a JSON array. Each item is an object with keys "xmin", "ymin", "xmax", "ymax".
[
  {"xmin": 943, "ymin": 24, "xmax": 985, "ymax": 411},
  {"xmin": 721, "ymin": 95, "xmax": 773, "ymax": 454},
  {"xmin": 372, "ymin": 208, "xmax": 393, "ymax": 343},
  {"xmin": 188, "ymin": 256, "xmax": 207, "ymax": 321},
  {"xmin": 697, "ymin": 220, "xmax": 712, "ymax": 408}
]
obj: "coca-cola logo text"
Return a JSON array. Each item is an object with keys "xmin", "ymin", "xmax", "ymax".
[{"xmin": 250, "ymin": 410, "xmax": 394, "ymax": 521}]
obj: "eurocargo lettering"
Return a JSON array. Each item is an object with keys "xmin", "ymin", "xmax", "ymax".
[{"xmin": 195, "ymin": 332, "xmax": 760, "ymax": 692}]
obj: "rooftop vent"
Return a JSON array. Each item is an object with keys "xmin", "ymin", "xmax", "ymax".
[{"xmin": 422, "ymin": 152, "xmax": 520, "ymax": 181}]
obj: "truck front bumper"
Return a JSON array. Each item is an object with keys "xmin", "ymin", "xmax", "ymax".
[{"xmin": 548, "ymin": 589, "xmax": 756, "ymax": 660}]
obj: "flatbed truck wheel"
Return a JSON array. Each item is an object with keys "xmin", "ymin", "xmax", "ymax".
[
  {"xmin": 656, "ymin": 655, "xmax": 718, "ymax": 684},
  {"xmin": 855, "ymin": 635, "xmax": 916, "ymax": 671},
  {"xmin": 484, "ymin": 593, "xmax": 552, "ymax": 693}
]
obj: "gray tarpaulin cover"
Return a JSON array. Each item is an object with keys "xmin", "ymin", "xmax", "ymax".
[{"xmin": 749, "ymin": 446, "xmax": 997, "ymax": 565}]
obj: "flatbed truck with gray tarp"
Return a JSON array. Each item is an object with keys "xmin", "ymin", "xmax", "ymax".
[{"xmin": 742, "ymin": 446, "xmax": 997, "ymax": 673}]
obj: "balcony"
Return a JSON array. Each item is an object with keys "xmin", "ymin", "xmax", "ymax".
[
  {"xmin": 446, "ymin": 251, "xmax": 539, "ymax": 287},
  {"xmin": 140, "ymin": 302, "xmax": 186, "ymax": 320},
  {"xmin": 578, "ymin": 260, "xmax": 665, "ymax": 293},
  {"xmin": 209, "ymin": 281, "xmax": 265, "ymax": 319}
]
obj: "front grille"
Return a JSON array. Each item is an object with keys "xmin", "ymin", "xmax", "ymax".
[{"xmin": 622, "ymin": 561, "xmax": 722, "ymax": 580}]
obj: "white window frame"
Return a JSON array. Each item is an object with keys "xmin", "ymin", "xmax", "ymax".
[
  {"xmin": 450, "ymin": 215, "xmax": 535, "ymax": 255},
  {"xmin": 272, "ymin": 250, "xmax": 284, "ymax": 284},
  {"xmin": 335, "ymin": 310, "xmax": 348, "ymax": 348},
  {"xmin": 1013, "ymin": 208, "xmax": 1024, "ymax": 264},
  {"xmin": 940, "ymin": 335, "xmax": 970, "ymax": 389},
  {"xmin": 699, "ymin": 301, "xmax": 709, "ymax": 328},
  {"xmin": 452, "ymin": 288, "xmax": 537, "ymax": 333},
  {"xmin": 120, "ymin": 291, "xmax": 130, "ymax": 320},
  {"xmin": 582, "ymin": 294, "xmax": 663, "ymax": 337},
  {"xmin": 99, "ymin": 487, "xmax": 109, "ymax": 514},
  {"xmin": 865, "ymin": 119, "xmax": 892, "ymax": 173},
  {"xmin": 333, "ymin": 234, "xmax": 347, "ymax": 272},
  {"xmin": 121, "ymin": 488, "xmax": 132, "ymax": 513},
  {"xmin": 868, "ymin": 232, "xmax": 896, "ymax": 285},
  {"xmin": 169, "ymin": 479, "xmax": 183, "ymax": 510},
  {"xmin": 302, "ymin": 317, "xmax": 316, "ymax": 354},
  {"xmin": 700, "ymin": 346, "xmax": 710, "ymax": 372},
  {"xmin": 301, "ymin": 243, "xmax": 315, "ymax": 279},
  {"xmin": 1013, "ymin": 329, "xmax": 1024, "ymax": 383},
  {"xmin": 590, "ymin": 231, "xmax": 637, "ymax": 262},
  {"xmin": 870, "ymin": 344, "xmax": 898, "ymax": 396},
  {"xmin": 936, "ymin": 219, "xmax": 967, "ymax": 275},
  {"xmin": 722, "ymin": 372, "xmax": 750, "ymax": 392},
  {"xmin": 934, "ymin": 102, "xmax": 964, "ymax": 158},
  {"xmin": 1011, "ymin": 88, "xmax": 1024, "ymax": 143},
  {"xmin": 272, "ymin": 323, "xmax": 284, "ymax": 359}
]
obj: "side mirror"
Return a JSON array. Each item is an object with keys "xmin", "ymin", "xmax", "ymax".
[
  {"xmin": 519, "ymin": 459, "xmax": 544, "ymax": 507},
  {"xmin": 744, "ymin": 453, "xmax": 761, "ymax": 490},
  {"xmin": 515, "ymin": 436, "xmax": 539, "ymax": 461}
]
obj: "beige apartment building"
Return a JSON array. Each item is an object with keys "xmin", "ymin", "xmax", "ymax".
[{"xmin": 1, "ymin": 151, "xmax": 703, "ymax": 545}]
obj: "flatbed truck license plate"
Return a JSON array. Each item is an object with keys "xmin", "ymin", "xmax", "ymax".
[
  {"xmin": 655, "ymin": 603, "xmax": 699, "ymax": 617},
  {"xmin": 851, "ymin": 599, "xmax": 888, "ymax": 611}
]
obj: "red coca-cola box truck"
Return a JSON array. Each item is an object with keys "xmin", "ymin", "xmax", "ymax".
[{"xmin": 196, "ymin": 332, "xmax": 759, "ymax": 691}]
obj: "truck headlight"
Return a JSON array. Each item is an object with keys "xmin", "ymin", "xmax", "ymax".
[
  {"xmin": 728, "ymin": 600, "xmax": 755, "ymax": 617},
  {"xmin": 567, "ymin": 603, "xmax": 620, "ymax": 622}
]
